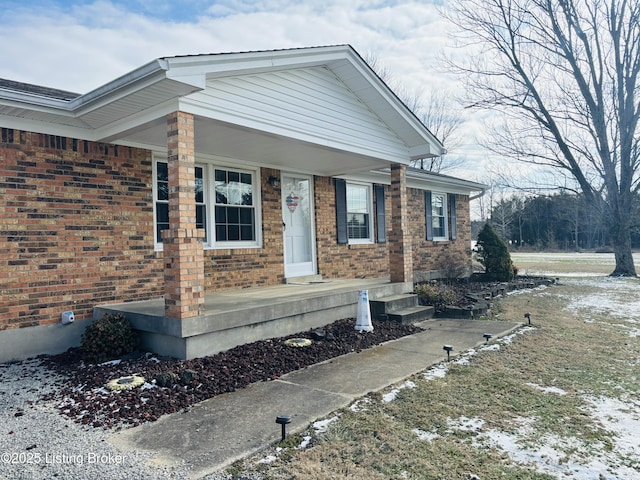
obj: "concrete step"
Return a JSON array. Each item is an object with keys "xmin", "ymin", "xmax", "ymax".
[
  {"xmin": 370, "ymin": 293, "xmax": 420, "ymax": 318},
  {"xmin": 285, "ymin": 274, "xmax": 325, "ymax": 284},
  {"xmin": 385, "ymin": 305, "xmax": 435, "ymax": 324}
]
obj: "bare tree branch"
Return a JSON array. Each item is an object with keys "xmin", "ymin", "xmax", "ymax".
[{"xmin": 443, "ymin": 0, "xmax": 640, "ymax": 275}]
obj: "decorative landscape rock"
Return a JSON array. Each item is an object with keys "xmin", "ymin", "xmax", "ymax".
[
  {"xmin": 179, "ymin": 369, "xmax": 199, "ymax": 385},
  {"xmin": 310, "ymin": 329, "xmax": 326, "ymax": 340},
  {"xmin": 283, "ymin": 338, "xmax": 312, "ymax": 347},
  {"xmin": 42, "ymin": 317, "xmax": 421, "ymax": 429},
  {"xmin": 105, "ymin": 374, "xmax": 145, "ymax": 391},
  {"xmin": 154, "ymin": 371, "xmax": 179, "ymax": 387}
]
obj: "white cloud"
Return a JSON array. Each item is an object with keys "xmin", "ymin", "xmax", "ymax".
[
  {"xmin": 0, "ymin": 0, "xmax": 499, "ymax": 177},
  {"xmin": 0, "ymin": 0, "xmax": 451, "ymax": 92}
]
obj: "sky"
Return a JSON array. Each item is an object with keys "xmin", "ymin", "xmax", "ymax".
[{"xmin": 0, "ymin": 0, "xmax": 492, "ymax": 182}]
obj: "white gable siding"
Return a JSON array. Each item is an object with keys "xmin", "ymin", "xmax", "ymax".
[{"xmin": 182, "ymin": 66, "xmax": 411, "ymax": 161}]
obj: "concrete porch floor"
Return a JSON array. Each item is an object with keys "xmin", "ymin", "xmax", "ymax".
[{"xmin": 94, "ymin": 277, "xmax": 414, "ymax": 360}]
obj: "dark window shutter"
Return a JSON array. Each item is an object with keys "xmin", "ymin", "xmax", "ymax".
[
  {"xmin": 449, "ymin": 194, "xmax": 457, "ymax": 240},
  {"xmin": 425, "ymin": 190, "xmax": 433, "ymax": 241},
  {"xmin": 335, "ymin": 179, "xmax": 348, "ymax": 244},
  {"xmin": 375, "ymin": 184, "xmax": 386, "ymax": 243}
]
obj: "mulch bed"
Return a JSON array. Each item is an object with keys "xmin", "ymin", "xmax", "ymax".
[{"xmin": 41, "ymin": 318, "xmax": 422, "ymax": 429}]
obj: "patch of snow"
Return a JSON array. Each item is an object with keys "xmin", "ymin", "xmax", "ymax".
[
  {"xmin": 412, "ymin": 428, "xmax": 439, "ymax": 442},
  {"xmin": 447, "ymin": 416, "xmax": 485, "ymax": 433},
  {"xmin": 423, "ymin": 363, "xmax": 448, "ymax": 381},
  {"xmin": 258, "ymin": 454, "xmax": 277, "ymax": 464},
  {"xmin": 506, "ymin": 285, "xmax": 548, "ymax": 296},
  {"xmin": 298, "ymin": 436, "xmax": 312, "ymax": 449},
  {"xmin": 499, "ymin": 326, "xmax": 536, "ymax": 345},
  {"xmin": 563, "ymin": 278, "xmax": 640, "ymax": 322},
  {"xmin": 381, "ymin": 380, "xmax": 416, "ymax": 403},
  {"xmin": 98, "ymin": 359, "xmax": 122, "ymax": 366},
  {"xmin": 312, "ymin": 416, "xmax": 339, "ymax": 433},
  {"xmin": 479, "ymin": 344, "xmax": 501, "ymax": 352},
  {"xmin": 582, "ymin": 396, "xmax": 640, "ymax": 461},
  {"xmin": 464, "ymin": 394, "xmax": 640, "ymax": 479},
  {"xmin": 526, "ymin": 383, "xmax": 568, "ymax": 395},
  {"xmin": 349, "ymin": 398, "xmax": 371, "ymax": 413},
  {"xmin": 454, "ymin": 349, "xmax": 475, "ymax": 365}
]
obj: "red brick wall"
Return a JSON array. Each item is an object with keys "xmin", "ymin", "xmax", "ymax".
[
  {"xmin": 0, "ymin": 128, "xmax": 473, "ymax": 330},
  {"xmin": 315, "ymin": 176, "xmax": 389, "ymax": 278},
  {"xmin": 202, "ymin": 168, "xmax": 285, "ymax": 289},
  {"xmin": 409, "ymin": 189, "xmax": 472, "ymax": 280},
  {"xmin": 0, "ymin": 130, "xmax": 163, "ymax": 329}
]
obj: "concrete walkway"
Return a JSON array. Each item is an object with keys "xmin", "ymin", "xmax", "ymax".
[{"xmin": 109, "ymin": 318, "xmax": 521, "ymax": 479}]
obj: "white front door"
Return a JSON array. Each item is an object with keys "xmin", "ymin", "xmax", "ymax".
[{"xmin": 282, "ymin": 174, "xmax": 316, "ymax": 278}]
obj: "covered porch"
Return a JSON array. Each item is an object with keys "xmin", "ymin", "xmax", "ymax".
[
  {"xmin": 88, "ymin": 46, "xmax": 444, "ymax": 359},
  {"xmin": 94, "ymin": 277, "xmax": 415, "ymax": 359}
]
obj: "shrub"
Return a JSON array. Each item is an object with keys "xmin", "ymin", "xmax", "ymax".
[
  {"xmin": 439, "ymin": 249, "xmax": 471, "ymax": 284},
  {"xmin": 81, "ymin": 313, "xmax": 138, "ymax": 363},
  {"xmin": 476, "ymin": 223, "xmax": 514, "ymax": 281},
  {"xmin": 414, "ymin": 281, "xmax": 461, "ymax": 311}
]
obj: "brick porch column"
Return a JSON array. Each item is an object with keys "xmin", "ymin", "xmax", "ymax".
[
  {"xmin": 389, "ymin": 164, "xmax": 413, "ymax": 283},
  {"xmin": 162, "ymin": 111, "xmax": 205, "ymax": 319}
]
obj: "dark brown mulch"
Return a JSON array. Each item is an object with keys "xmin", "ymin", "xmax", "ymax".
[{"xmin": 41, "ymin": 318, "xmax": 422, "ymax": 429}]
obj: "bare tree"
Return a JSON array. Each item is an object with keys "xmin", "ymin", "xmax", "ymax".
[
  {"xmin": 363, "ymin": 52, "xmax": 466, "ymax": 173},
  {"xmin": 444, "ymin": 0, "xmax": 640, "ymax": 276},
  {"xmin": 408, "ymin": 89, "xmax": 466, "ymax": 172}
]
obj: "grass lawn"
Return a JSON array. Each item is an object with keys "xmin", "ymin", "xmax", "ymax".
[{"xmin": 226, "ymin": 253, "xmax": 640, "ymax": 480}]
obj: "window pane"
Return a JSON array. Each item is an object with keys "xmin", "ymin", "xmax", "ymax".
[
  {"xmin": 347, "ymin": 213, "xmax": 369, "ymax": 239},
  {"xmin": 228, "ymin": 207, "xmax": 239, "ymax": 224},
  {"xmin": 347, "ymin": 184, "xmax": 368, "ymax": 213},
  {"xmin": 216, "ymin": 189, "xmax": 228, "ymax": 204},
  {"xmin": 346, "ymin": 184, "xmax": 371, "ymax": 240},
  {"xmin": 195, "ymin": 167, "xmax": 204, "ymax": 203},
  {"xmin": 228, "ymin": 225, "xmax": 240, "ymax": 241},
  {"xmin": 431, "ymin": 194, "xmax": 446, "ymax": 238},
  {"xmin": 213, "ymin": 169, "xmax": 257, "ymax": 243},
  {"xmin": 240, "ymin": 208, "xmax": 252, "ymax": 224},
  {"xmin": 432, "ymin": 194, "xmax": 444, "ymax": 215},
  {"xmin": 157, "ymin": 162, "xmax": 168, "ymax": 181},
  {"xmin": 196, "ymin": 205, "xmax": 206, "ymax": 230},
  {"xmin": 241, "ymin": 189, "xmax": 253, "ymax": 206},
  {"xmin": 241, "ymin": 225, "xmax": 254, "ymax": 240},
  {"xmin": 215, "ymin": 168, "xmax": 253, "ymax": 206},
  {"xmin": 215, "ymin": 205, "xmax": 227, "ymax": 223},
  {"xmin": 156, "ymin": 203, "xmax": 169, "ymax": 243},
  {"xmin": 157, "ymin": 162, "xmax": 168, "ymax": 201},
  {"xmin": 216, "ymin": 225, "xmax": 227, "ymax": 241}
]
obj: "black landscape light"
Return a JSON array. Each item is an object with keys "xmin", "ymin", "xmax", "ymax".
[
  {"xmin": 276, "ymin": 415, "xmax": 291, "ymax": 441},
  {"xmin": 443, "ymin": 345, "xmax": 454, "ymax": 362},
  {"xmin": 483, "ymin": 333, "xmax": 493, "ymax": 343},
  {"xmin": 524, "ymin": 312, "xmax": 531, "ymax": 325}
]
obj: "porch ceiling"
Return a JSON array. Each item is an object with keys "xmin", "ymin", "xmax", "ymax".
[{"xmin": 117, "ymin": 114, "xmax": 392, "ymax": 176}]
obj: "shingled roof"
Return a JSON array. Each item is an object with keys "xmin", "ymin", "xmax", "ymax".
[{"xmin": 0, "ymin": 78, "xmax": 79, "ymax": 101}]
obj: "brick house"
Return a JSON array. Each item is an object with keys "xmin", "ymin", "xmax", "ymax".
[{"xmin": 0, "ymin": 45, "xmax": 485, "ymax": 361}]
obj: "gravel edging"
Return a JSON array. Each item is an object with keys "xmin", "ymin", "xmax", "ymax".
[{"xmin": 0, "ymin": 358, "xmax": 185, "ymax": 480}]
